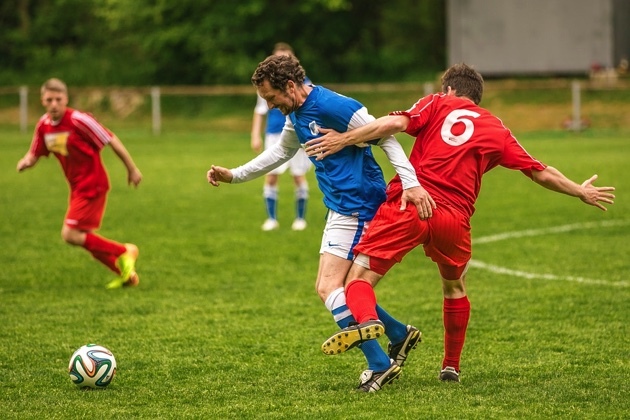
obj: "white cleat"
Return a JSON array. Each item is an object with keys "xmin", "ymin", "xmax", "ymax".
[
  {"xmin": 261, "ymin": 218, "xmax": 280, "ymax": 231},
  {"xmin": 291, "ymin": 218, "xmax": 307, "ymax": 231}
]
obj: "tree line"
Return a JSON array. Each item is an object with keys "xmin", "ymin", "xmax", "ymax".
[{"xmin": 0, "ymin": 0, "xmax": 445, "ymax": 86}]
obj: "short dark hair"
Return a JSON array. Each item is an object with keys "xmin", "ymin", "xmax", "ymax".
[
  {"xmin": 441, "ymin": 63, "xmax": 484, "ymax": 105},
  {"xmin": 272, "ymin": 42, "xmax": 294, "ymax": 55},
  {"xmin": 251, "ymin": 55, "xmax": 306, "ymax": 91}
]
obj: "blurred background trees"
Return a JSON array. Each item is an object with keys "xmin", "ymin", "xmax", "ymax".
[{"xmin": 0, "ymin": 0, "xmax": 445, "ymax": 85}]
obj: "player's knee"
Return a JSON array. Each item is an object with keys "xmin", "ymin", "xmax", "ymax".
[
  {"xmin": 265, "ymin": 174, "xmax": 279, "ymax": 186},
  {"xmin": 61, "ymin": 226, "xmax": 81, "ymax": 245},
  {"xmin": 316, "ymin": 280, "xmax": 344, "ymax": 303},
  {"xmin": 441, "ymin": 273, "xmax": 467, "ymax": 298}
]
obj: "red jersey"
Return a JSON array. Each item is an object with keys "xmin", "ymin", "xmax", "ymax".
[
  {"xmin": 30, "ymin": 108, "xmax": 113, "ymax": 198},
  {"xmin": 389, "ymin": 94, "xmax": 546, "ymax": 217}
]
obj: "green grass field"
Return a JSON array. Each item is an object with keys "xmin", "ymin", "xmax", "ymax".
[{"xmin": 0, "ymin": 120, "xmax": 628, "ymax": 419}]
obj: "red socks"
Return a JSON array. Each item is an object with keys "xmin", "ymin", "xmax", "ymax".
[
  {"xmin": 347, "ymin": 279, "xmax": 471, "ymax": 372},
  {"xmin": 345, "ymin": 279, "xmax": 378, "ymax": 323},
  {"xmin": 83, "ymin": 233, "xmax": 127, "ymax": 274},
  {"xmin": 442, "ymin": 296, "xmax": 471, "ymax": 371}
]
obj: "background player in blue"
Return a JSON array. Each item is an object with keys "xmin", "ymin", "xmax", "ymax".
[
  {"xmin": 208, "ymin": 54, "xmax": 436, "ymax": 392},
  {"xmin": 251, "ymin": 43, "xmax": 312, "ymax": 231}
]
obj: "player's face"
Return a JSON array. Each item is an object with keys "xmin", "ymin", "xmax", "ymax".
[
  {"xmin": 257, "ymin": 79, "xmax": 298, "ymax": 115},
  {"xmin": 41, "ymin": 90, "xmax": 68, "ymax": 122}
]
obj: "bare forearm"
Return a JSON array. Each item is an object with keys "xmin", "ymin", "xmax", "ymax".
[
  {"xmin": 343, "ymin": 115, "xmax": 408, "ymax": 145},
  {"xmin": 109, "ymin": 135, "xmax": 142, "ymax": 186},
  {"xmin": 532, "ymin": 166, "xmax": 615, "ymax": 211},
  {"xmin": 532, "ymin": 166, "xmax": 581, "ymax": 197},
  {"xmin": 109, "ymin": 136, "xmax": 138, "ymax": 172},
  {"xmin": 251, "ymin": 113, "xmax": 264, "ymax": 138}
]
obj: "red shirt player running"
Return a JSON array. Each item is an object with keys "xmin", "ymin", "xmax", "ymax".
[
  {"xmin": 17, "ymin": 78, "xmax": 143, "ymax": 289},
  {"xmin": 306, "ymin": 63, "xmax": 615, "ymax": 383}
]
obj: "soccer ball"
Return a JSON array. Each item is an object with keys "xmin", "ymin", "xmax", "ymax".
[{"xmin": 68, "ymin": 344, "xmax": 117, "ymax": 389}]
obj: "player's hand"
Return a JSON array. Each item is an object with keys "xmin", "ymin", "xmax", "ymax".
[
  {"xmin": 207, "ymin": 165, "xmax": 233, "ymax": 187},
  {"xmin": 304, "ymin": 128, "xmax": 347, "ymax": 160},
  {"xmin": 580, "ymin": 174, "xmax": 615, "ymax": 211},
  {"xmin": 251, "ymin": 136, "xmax": 263, "ymax": 154},
  {"xmin": 16, "ymin": 154, "xmax": 35, "ymax": 172},
  {"xmin": 400, "ymin": 185, "xmax": 436, "ymax": 220},
  {"xmin": 16, "ymin": 158, "xmax": 29, "ymax": 172},
  {"xmin": 128, "ymin": 168, "xmax": 142, "ymax": 188}
]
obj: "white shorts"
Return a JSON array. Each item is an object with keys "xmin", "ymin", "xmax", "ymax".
[
  {"xmin": 319, "ymin": 210, "xmax": 369, "ymax": 260},
  {"xmin": 265, "ymin": 132, "xmax": 312, "ymax": 176}
]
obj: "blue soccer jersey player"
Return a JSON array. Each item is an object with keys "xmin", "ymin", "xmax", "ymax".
[
  {"xmin": 250, "ymin": 42, "xmax": 312, "ymax": 232},
  {"xmin": 208, "ymin": 54, "xmax": 435, "ymax": 392}
]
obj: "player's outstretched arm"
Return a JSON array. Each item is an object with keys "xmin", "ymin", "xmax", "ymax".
[
  {"xmin": 531, "ymin": 166, "xmax": 615, "ymax": 211},
  {"xmin": 207, "ymin": 165, "xmax": 233, "ymax": 187}
]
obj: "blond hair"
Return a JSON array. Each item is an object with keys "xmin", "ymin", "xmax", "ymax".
[{"xmin": 41, "ymin": 78, "xmax": 68, "ymax": 96}]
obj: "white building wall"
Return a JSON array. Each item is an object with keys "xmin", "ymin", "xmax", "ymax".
[{"xmin": 447, "ymin": 0, "xmax": 615, "ymax": 75}]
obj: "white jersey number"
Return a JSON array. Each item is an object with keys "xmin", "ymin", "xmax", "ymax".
[{"xmin": 440, "ymin": 109, "xmax": 480, "ymax": 146}]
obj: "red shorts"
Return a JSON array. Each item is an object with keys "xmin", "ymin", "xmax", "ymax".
[
  {"xmin": 354, "ymin": 192, "xmax": 471, "ymax": 280},
  {"xmin": 64, "ymin": 192, "xmax": 107, "ymax": 231}
]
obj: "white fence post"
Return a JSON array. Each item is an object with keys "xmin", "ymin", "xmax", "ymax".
[
  {"xmin": 423, "ymin": 82, "xmax": 434, "ymax": 96},
  {"xmin": 19, "ymin": 86, "xmax": 28, "ymax": 133},
  {"xmin": 151, "ymin": 86, "xmax": 161, "ymax": 136},
  {"xmin": 571, "ymin": 80, "xmax": 582, "ymax": 131}
]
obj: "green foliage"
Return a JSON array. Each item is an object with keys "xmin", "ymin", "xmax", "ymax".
[
  {"xmin": 0, "ymin": 114, "xmax": 628, "ymax": 418},
  {"xmin": 0, "ymin": 0, "xmax": 446, "ymax": 85}
]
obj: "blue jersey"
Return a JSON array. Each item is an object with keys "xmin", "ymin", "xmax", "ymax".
[
  {"xmin": 266, "ymin": 108, "xmax": 286, "ymax": 134},
  {"xmin": 289, "ymin": 86, "xmax": 386, "ymax": 221}
]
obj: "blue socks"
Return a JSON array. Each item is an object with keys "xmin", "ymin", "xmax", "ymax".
[
  {"xmin": 376, "ymin": 305, "xmax": 407, "ymax": 346},
  {"xmin": 325, "ymin": 288, "xmax": 391, "ymax": 371},
  {"xmin": 263, "ymin": 185, "xmax": 278, "ymax": 220}
]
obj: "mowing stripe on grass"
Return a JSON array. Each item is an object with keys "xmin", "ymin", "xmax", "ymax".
[
  {"xmin": 470, "ymin": 219, "xmax": 630, "ymax": 288},
  {"xmin": 472, "ymin": 219, "xmax": 630, "ymax": 245}
]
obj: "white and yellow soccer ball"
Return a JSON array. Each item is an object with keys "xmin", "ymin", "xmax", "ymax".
[{"xmin": 68, "ymin": 344, "xmax": 117, "ymax": 389}]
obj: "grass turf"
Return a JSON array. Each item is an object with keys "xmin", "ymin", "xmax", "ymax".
[{"xmin": 0, "ymin": 121, "xmax": 628, "ymax": 419}]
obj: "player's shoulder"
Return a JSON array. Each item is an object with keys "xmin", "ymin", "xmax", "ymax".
[
  {"xmin": 68, "ymin": 107, "xmax": 93, "ymax": 121},
  {"xmin": 36, "ymin": 112, "xmax": 49, "ymax": 125},
  {"xmin": 69, "ymin": 108, "xmax": 105, "ymax": 128},
  {"xmin": 315, "ymin": 85, "xmax": 362, "ymax": 108}
]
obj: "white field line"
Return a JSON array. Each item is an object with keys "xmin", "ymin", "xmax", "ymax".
[
  {"xmin": 470, "ymin": 220, "xmax": 630, "ymax": 288},
  {"xmin": 472, "ymin": 219, "xmax": 630, "ymax": 245}
]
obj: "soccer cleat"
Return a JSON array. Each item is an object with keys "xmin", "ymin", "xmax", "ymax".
[
  {"xmin": 439, "ymin": 366, "xmax": 460, "ymax": 383},
  {"xmin": 261, "ymin": 218, "xmax": 280, "ymax": 231},
  {"xmin": 357, "ymin": 360, "xmax": 401, "ymax": 392},
  {"xmin": 106, "ymin": 271, "xmax": 140, "ymax": 289},
  {"xmin": 107, "ymin": 244, "xmax": 139, "ymax": 289},
  {"xmin": 291, "ymin": 218, "xmax": 307, "ymax": 231},
  {"xmin": 124, "ymin": 271, "xmax": 140, "ymax": 287},
  {"xmin": 387, "ymin": 325, "xmax": 422, "ymax": 367},
  {"xmin": 117, "ymin": 243, "xmax": 139, "ymax": 280},
  {"xmin": 322, "ymin": 320, "xmax": 385, "ymax": 355}
]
